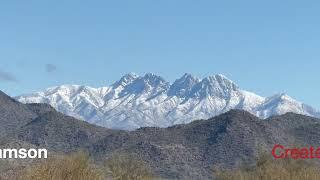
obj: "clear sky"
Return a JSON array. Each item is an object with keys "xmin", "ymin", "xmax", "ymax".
[{"xmin": 0, "ymin": 0, "xmax": 319, "ymax": 108}]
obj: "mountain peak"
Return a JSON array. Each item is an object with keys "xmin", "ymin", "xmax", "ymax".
[
  {"xmin": 189, "ymin": 74, "xmax": 239, "ymax": 98},
  {"xmin": 143, "ymin": 73, "xmax": 166, "ymax": 82},
  {"xmin": 278, "ymin": 93, "xmax": 292, "ymax": 100},
  {"xmin": 205, "ymin": 74, "xmax": 238, "ymax": 89},
  {"xmin": 140, "ymin": 73, "xmax": 168, "ymax": 89},
  {"xmin": 267, "ymin": 93, "xmax": 295, "ymax": 102},
  {"xmin": 0, "ymin": 90, "xmax": 18, "ymax": 103},
  {"xmin": 16, "ymin": 73, "xmax": 320, "ymax": 130},
  {"xmin": 181, "ymin": 73, "xmax": 196, "ymax": 79},
  {"xmin": 117, "ymin": 73, "xmax": 169, "ymax": 96},
  {"xmin": 168, "ymin": 73, "xmax": 200, "ymax": 97},
  {"xmin": 113, "ymin": 73, "xmax": 139, "ymax": 88},
  {"xmin": 125, "ymin": 72, "xmax": 139, "ymax": 78}
]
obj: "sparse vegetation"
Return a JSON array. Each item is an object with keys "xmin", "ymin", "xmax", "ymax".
[{"xmin": 214, "ymin": 154, "xmax": 320, "ymax": 180}]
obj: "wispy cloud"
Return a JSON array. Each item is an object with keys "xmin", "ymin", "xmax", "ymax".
[
  {"xmin": 45, "ymin": 64, "xmax": 58, "ymax": 73},
  {"xmin": 0, "ymin": 70, "xmax": 18, "ymax": 82}
]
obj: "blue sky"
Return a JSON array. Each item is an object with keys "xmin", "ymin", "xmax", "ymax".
[{"xmin": 0, "ymin": 0, "xmax": 319, "ymax": 108}]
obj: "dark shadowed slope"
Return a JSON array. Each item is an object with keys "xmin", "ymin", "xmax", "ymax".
[
  {"xmin": 0, "ymin": 91, "xmax": 120, "ymax": 152},
  {"xmin": 0, "ymin": 91, "xmax": 37, "ymax": 137},
  {"xmin": 90, "ymin": 110, "xmax": 304, "ymax": 179},
  {"xmin": 17, "ymin": 105, "xmax": 119, "ymax": 152}
]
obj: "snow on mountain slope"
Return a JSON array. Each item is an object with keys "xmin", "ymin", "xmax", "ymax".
[{"xmin": 16, "ymin": 73, "xmax": 320, "ymax": 130}]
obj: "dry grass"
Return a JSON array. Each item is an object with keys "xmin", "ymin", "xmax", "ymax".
[
  {"xmin": 3, "ymin": 150, "xmax": 320, "ymax": 180},
  {"xmin": 214, "ymin": 154, "xmax": 320, "ymax": 180},
  {"xmin": 0, "ymin": 152, "xmax": 155, "ymax": 180},
  {"xmin": 19, "ymin": 152, "xmax": 104, "ymax": 180},
  {"xmin": 105, "ymin": 154, "xmax": 155, "ymax": 180}
]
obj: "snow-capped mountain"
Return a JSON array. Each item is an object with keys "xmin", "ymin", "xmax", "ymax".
[{"xmin": 16, "ymin": 73, "xmax": 320, "ymax": 130}]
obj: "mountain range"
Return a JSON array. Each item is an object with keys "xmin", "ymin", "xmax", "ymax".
[
  {"xmin": 1, "ymin": 90, "xmax": 320, "ymax": 179},
  {"xmin": 16, "ymin": 73, "xmax": 320, "ymax": 130}
]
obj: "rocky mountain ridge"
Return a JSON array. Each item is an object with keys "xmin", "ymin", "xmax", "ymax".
[{"xmin": 17, "ymin": 73, "xmax": 320, "ymax": 130}]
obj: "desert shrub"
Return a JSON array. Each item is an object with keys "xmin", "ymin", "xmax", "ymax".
[
  {"xmin": 0, "ymin": 152, "xmax": 156, "ymax": 180},
  {"xmin": 20, "ymin": 151, "xmax": 104, "ymax": 180},
  {"xmin": 214, "ymin": 154, "xmax": 320, "ymax": 180},
  {"xmin": 105, "ymin": 154, "xmax": 155, "ymax": 180}
]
